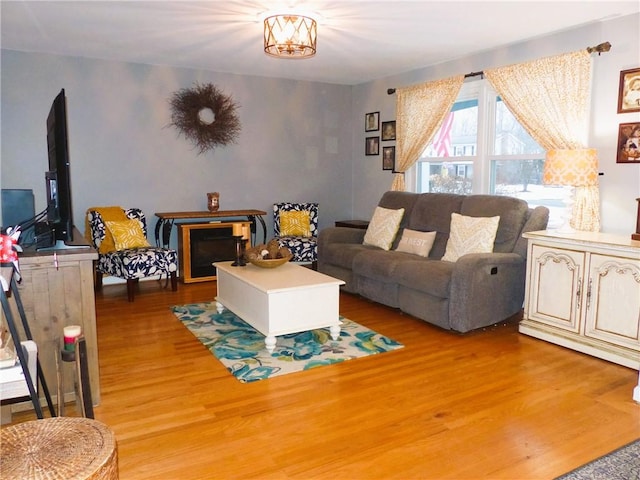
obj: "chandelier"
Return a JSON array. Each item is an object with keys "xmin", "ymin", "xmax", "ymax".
[{"xmin": 263, "ymin": 14, "xmax": 317, "ymax": 59}]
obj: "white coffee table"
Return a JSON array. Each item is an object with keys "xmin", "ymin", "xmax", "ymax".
[{"xmin": 214, "ymin": 261, "xmax": 345, "ymax": 352}]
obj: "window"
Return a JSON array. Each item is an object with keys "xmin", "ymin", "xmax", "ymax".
[{"xmin": 412, "ymin": 80, "xmax": 566, "ymax": 228}]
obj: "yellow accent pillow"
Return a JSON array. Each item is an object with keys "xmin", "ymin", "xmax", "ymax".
[
  {"xmin": 86, "ymin": 206, "xmax": 128, "ymax": 254},
  {"xmin": 280, "ymin": 210, "xmax": 311, "ymax": 237},
  {"xmin": 395, "ymin": 229, "xmax": 437, "ymax": 257},
  {"xmin": 363, "ymin": 206, "xmax": 405, "ymax": 251},
  {"xmin": 442, "ymin": 213, "xmax": 500, "ymax": 262},
  {"xmin": 105, "ymin": 220, "xmax": 150, "ymax": 251}
]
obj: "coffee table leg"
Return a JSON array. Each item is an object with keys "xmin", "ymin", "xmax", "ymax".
[
  {"xmin": 216, "ymin": 301, "xmax": 225, "ymax": 314},
  {"xmin": 330, "ymin": 325, "xmax": 340, "ymax": 340},
  {"xmin": 265, "ymin": 335, "xmax": 277, "ymax": 353}
]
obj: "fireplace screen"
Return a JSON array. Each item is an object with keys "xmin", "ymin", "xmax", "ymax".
[{"xmin": 178, "ymin": 222, "xmax": 251, "ymax": 283}]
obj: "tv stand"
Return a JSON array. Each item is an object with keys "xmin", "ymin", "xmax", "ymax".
[
  {"xmin": 37, "ymin": 240, "xmax": 90, "ymax": 252},
  {"xmin": 5, "ymin": 228, "xmax": 101, "ymax": 415}
]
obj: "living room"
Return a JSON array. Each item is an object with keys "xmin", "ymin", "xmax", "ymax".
[
  {"xmin": 1, "ymin": 2, "xmax": 640, "ymax": 479},
  {"xmin": 1, "ymin": 5, "xmax": 638, "ymax": 238}
]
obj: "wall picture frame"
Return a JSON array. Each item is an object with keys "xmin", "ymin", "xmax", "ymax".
[
  {"xmin": 381, "ymin": 121, "xmax": 396, "ymax": 141},
  {"xmin": 616, "ymin": 122, "xmax": 640, "ymax": 163},
  {"xmin": 365, "ymin": 136, "xmax": 380, "ymax": 156},
  {"xmin": 382, "ymin": 146, "xmax": 395, "ymax": 170},
  {"xmin": 365, "ymin": 112, "xmax": 380, "ymax": 132},
  {"xmin": 617, "ymin": 68, "xmax": 640, "ymax": 114}
]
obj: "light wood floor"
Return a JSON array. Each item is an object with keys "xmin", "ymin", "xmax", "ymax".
[{"xmin": 11, "ymin": 279, "xmax": 640, "ymax": 479}]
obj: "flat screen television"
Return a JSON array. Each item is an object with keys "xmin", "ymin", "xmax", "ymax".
[{"xmin": 38, "ymin": 89, "xmax": 87, "ymax": 251}]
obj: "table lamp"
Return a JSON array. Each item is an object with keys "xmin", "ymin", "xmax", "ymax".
[{"xmin": 543, "ymin": 148, "xmax": 598, "ymax": 234}]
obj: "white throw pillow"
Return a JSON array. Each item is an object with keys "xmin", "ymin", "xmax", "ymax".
[
  {"xmin": 363, "ymin": 207, "xmax": 405, "ymax": 251},
  {"xmin": 442, "ymin": 213, "xmax": 500, "ymax": 262},
  {"xmin": 395, "ymin": 229, "xmax": 437, "ymax": 257}
]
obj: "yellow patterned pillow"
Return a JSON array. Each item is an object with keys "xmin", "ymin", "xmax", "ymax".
[
  {"xmin": 280, "ymin": 210, "xmax": 311, "ymax": 237},
  {"xmin": 363, "ymin": 206, "xmax": 405, "ymax": 251},
  {"xmin": 105, "ymin": 220, "xmax": 150, "ymax": 250},
  {"xmin": 442, "ymin": 213, "xmax": 500, "ymax": 262}
]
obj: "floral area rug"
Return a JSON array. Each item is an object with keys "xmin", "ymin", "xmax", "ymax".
[{"xmin": 171, "ymin": 302, "xmax": 404, "ymax": 383}]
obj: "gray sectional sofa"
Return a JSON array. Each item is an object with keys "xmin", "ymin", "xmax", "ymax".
[{"xmin": 318, "ymin": 191, "xmax": 549, "ymax": 333}]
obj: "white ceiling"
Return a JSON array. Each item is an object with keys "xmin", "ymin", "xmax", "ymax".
[{"xmin": 2, "ymin": 1, "xmax": 639, "ymax": 85}]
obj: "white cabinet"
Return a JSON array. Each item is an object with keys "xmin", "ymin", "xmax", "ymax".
[{"xmin": 521, "ymin": 231, "xmax": 640, "ymax": 370}]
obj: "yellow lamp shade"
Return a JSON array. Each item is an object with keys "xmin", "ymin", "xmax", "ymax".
[{"xmin": 543, "ymin": 148, "xmax": 598, "ymax": 186}]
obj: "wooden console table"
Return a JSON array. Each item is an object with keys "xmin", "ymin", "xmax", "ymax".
[
  {"xmin": 154, "ymin": 210, "xmax": 267, "ymax": 248},
  {"xmin": 3, "ymin": 229, "xmax": 100, "ymax": 415}
]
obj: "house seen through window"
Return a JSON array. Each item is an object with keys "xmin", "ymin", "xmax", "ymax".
[{"xmin": 411, "ymin": 80, "xmax": 567, "ymax": 228}]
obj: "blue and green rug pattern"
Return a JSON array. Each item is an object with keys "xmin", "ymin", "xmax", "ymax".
[{"xmin": 171, "ymin": 302, "xmax": 404, "ymax": 383}]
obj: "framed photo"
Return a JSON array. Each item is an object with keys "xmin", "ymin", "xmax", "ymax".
[
  {"xmin": 617, "ymin": 68, "xmax": 640, "ymax": 113},
  {"xmin": 365, "ymin": 136, "xmax": 379, "ymax": 156},
  {"xmin": 382, "ymin": 146, "xmax": 395, "ymax": 170},
  {"xmin": 616, "ymin": 122, "xmax": 640, "ymax": 163},
  {"xmin": 365, "ymin": 112, "xmax": 379, "ymax": 132},
  {"xmin": 381, "ymin": 121, "xmax": 396, "ymax": 141}
]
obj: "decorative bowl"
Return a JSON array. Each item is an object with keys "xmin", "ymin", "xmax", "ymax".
[
  {"xmin": 244, "ymin": 241, "xmax": 292, "ymax": 268},
  {"xmin": 247, "ymin": 256, "xmax": 291, "ymax": 269}
]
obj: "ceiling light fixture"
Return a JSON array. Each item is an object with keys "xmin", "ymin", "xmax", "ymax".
[{"xmin": 263, "ymin": 14, "xmax": 317, "ymax": 59}]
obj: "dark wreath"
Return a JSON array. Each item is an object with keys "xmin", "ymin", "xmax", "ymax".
[{"xmin": 169, "ymin": 82, "xmax": 241, "ymax": 154}]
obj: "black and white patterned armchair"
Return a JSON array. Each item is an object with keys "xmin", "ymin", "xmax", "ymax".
[
  {"xmin": 273, "ymin": 202, "xmax": 318, "ymax": 269},
  {"xmin": 86, "ymin": 207, "xmax": 178, "ymax": 302}
]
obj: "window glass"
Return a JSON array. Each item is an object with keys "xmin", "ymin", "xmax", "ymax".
[
  {"xmin": 494, "ymin": 99, "xmax": 544, "ymax": 155},
  {"xmin": 414, "ymin": 81, "xmax": 565, "ymax": 228}
]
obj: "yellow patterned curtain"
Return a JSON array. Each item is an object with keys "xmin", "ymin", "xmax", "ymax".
[
  {"xmin": 392, "ymin": 75, "xmax": 464, "ymax": 191},
  {"xmin": 484, "ymin": 50, "xmax": 599, "ymax": 231}
]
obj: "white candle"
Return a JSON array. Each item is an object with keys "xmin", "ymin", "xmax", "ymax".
[
  {"xmin": 232, "ymin": 223, "xmax": 242, "ymax": 236},
  {"xmin": 63, "ymin": 325, "xmax": 82, "ymax": 351}
]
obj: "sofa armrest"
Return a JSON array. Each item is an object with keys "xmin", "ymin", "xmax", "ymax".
[
  {"xmin": 448, "ymin": 252, "xmax": 526, "ymax": 332},
  {"xmin": 318, "ymin": 227, "xmax": 366, "ymax": 249}
]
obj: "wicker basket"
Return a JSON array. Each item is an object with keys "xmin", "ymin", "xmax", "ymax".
[
  {"xmin": 248, "ymin": 256, "xmax": 291, "ymax": 268},
  {"xmin": 0, "ymin": 417, "xmax": 118, "ymax": 479},
  {"xmin": 244, "ymin": 241, "xmax": 292, "ymax": 268}
]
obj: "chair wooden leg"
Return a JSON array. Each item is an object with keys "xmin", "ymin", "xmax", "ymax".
[
  {"xmin": 95, "ymin": 271, "xmax": 103, "ymax": 291},
  {"xmin": 126, "ymin": 279, "xmax": 136, "ymax": 302},
  {"xmin": 312, "ymin": 261, "xmax": 318, "ymax": 271},
  {"xmin": 170, "ymin": 272, "xmax": 178, "ymax": 292}
]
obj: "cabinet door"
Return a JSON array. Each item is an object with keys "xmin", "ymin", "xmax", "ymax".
[
  {"xmin": 584, "ymin": 253, "xmax": 640, "ymax": 350},
  {"xmin": 528, "ymin": 245, "xmax": 585, "ymax": 332}
]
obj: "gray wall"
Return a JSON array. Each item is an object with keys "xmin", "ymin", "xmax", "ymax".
[
  {"xmin": 1, "ymin": 52, "xmax": 353, "ymax": 247},
  {"xmin": 350, "ymin": 13, "xmax": 640, "ymax": 235},
  {"xmin": 2, "ymin": 13, "xmax": 639, "ymax": 242}
]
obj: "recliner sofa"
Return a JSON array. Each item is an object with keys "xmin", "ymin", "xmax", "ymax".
[{"xmin": 318, "ymin": 191, "xmax": 549, "ymax": 333}]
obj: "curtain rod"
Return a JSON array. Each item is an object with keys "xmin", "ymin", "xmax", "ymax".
[{"xmin": 386, "ymin": 41, "xmax": 611, "ymax": 95}]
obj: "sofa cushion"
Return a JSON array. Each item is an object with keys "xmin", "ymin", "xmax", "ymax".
[
  {"xmin": 321, "ymin": 243, "xmax": 375, "ymax": 269},
  {"xmin": 378, "ymin": 191, "xmax": 421, "ymax": 249},
  {"xmin": 442, "ymin": 213, "xmax": 500, "ymax": 262},
  {"xmin": 353, "ymin": 249, "xmax": 416, "ymax": 281},
  {"xmin": 378, "ymin": 191, "xmax": 419, "ymax": 226},
  {"xmin": 363, "ymin": 206, "xmax": 405, "ymax": 250},
  {"xmin": 393, "ymin": 259, "xmax": 454, "ymax": 298},
  {"xmin": 395, "ymin": 229, "xmax": 436, "ymax": 257},
  {"xmin": 406, "ymin": 193, "xmax": 465, "ymax": 259},
  {"xmin": 460, "ymin": 195, "xmax": 528, "ymax": 253}
]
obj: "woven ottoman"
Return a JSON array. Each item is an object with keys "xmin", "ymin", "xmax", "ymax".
[{"xmin": 0, "ymin": 417, "xmax": 118, "ymax": 479}]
